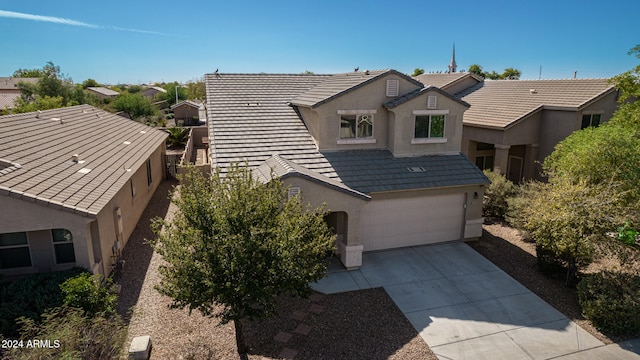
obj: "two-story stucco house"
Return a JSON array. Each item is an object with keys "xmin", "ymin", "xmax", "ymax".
[
  {"xmin": 415, "ymin": 72, "xmax": 619, "ymax": 182},
  {"xmin": 205, "ymin": 70, "xmax": 489, "ymax": 269},
  {"xmin": 0, "ymin": 105, "xmax": 167, "ymax": 278}
]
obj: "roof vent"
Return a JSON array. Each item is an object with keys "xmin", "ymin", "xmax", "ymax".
[
  {"xmin": 123, "ymin": 141, "xmax": 131, "ymax": 145},
  {"xmin": 72, "ymin": 154, "xmax": 80, "ymax": 163},
  {"xmin": 35, "ymin": 110, "xmax": 41, "ymax": 119},
  {"xmin": 77, "ymin": 168, "xmax": 92, "ymax": 174},
  {"xmin": 407, "ymin": 167, "xmax": 426, "ymax": 173},
  {"xmin": 530, "ymin": 89, "xmax": 537, "ymax": 94}
]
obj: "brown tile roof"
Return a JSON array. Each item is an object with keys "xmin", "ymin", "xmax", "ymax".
[
  {"xmin": 204, "ymin": 73, "xmax": 338, "ymax": 177},
  {"xmin": 0, "ymin": 92, "xmax": 20, "ymax": 110},
  {"xmin": 412, "ymin": 72, "xmax": 481, "ymax": 89},
  {"xmin": 457, "ymin": 79, "xmax": 616, "ymax": 129},
  {"xmin": 0, "ymin": 105, "xmax": 168, "ymax": 216},
  {"xmin": 290, "ymin": 70, "xmax": 422, "ymax": 108}
]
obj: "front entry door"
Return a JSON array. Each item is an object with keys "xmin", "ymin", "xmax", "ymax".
[{"xmin": 507, "ymin": 156, "xmax": 523, "ymax": 183}]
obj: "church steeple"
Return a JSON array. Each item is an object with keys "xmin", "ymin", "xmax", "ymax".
[{"xmin": 448, "ymin": 43, "xmax": 457, "ymax": 73}]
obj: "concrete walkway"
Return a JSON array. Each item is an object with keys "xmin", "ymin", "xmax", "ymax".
[{"xmin": 312, "ymin": 242, "xmax": 640, "ymax": 360}]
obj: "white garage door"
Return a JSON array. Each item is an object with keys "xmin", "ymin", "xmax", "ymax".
[{"xmin": 360, "ymin": 193, "xmax": 465, "ymax": 251}]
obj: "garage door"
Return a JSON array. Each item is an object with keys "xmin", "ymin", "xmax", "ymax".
[{"xmin": 360, "ymin": 193, "xmax": 465, "ymax": 251}]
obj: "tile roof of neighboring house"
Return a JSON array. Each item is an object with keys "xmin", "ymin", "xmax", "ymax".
[
  {"xmin": 145, "ymin": 86, "xmax": 167, "ymax": 93},
  {"xmin": 290, "ymin": 70, "xmax": 423, "ymax": 108},
  {"xmin": 205, "ymin": 73, "xmax": 337, "ymax": 177},
  {"xmin": 383, "ymin": 86, "xmax": 470, "ymax": 109},
  {"xmin": 0, "ymin": 77, "xmax": 38, "ymax": 90},
  {"xmin": 321, "ymin": 150, "xmax": 489, "ymax": 194},
  {"xmin": 413, "ymin": 72, "xmax": 482, "ymax": 90},
  {"xmin": 457, "ymin": 79, "xmax": 616, "ymax": 129},
  {"xmin": 0, "ymin": 105, "xmax": 167, "ymax": 216},
  {"xmin": 170, "ymin": 99, "xmax": 203, "ymax": 110},
  {"xmin": 87, "ymin": 87, "xmax": 120, "ymax": 97},
  {"xmin": 0, "ymin": 92, "xmax": 20, "ymax": 110},
  {"xmin": 253, "ymin": 155, "xmax": 370, "ymax": 200}
]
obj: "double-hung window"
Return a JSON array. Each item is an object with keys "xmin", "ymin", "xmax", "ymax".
[
  {"xmin": 0, "ymin": 232, "xmax": 32, "ymax": 269},
  {"xmin": 52, "ymin": 229, "xmax": 76, "ymax": 264},
  {"xmin": 340, "ymin": 114, "xmax": 373, "ymax": 139},
  {"xmin": 415, "ymin": 114, "xmax": 445, "ymax": 139}
]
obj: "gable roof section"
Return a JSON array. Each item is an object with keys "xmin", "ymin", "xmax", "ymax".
[
  {"xmin": 321, "ymin": 150, "xmax": 489, "ymax": 194},
  {"xmin": 253, "ymin": 155, "xmax": 370, "ymax": 200},
  {"xmin": 204, "ymin": 73, "xmax": 337, "ymax": 177},
  {"xmin": 290, "ymin": 69, "xmax": 423, "ymax": 108},
  {"xmin": 458, "ymin": 79, "xmax": 616, "ymax": 129},
  {"xmin": 0, "ymin": 105, "xmax": 168, "ymax": 217},
  {"xmin": 170, "ymin": 99, "xmax": 203, "ymax": 110},
  {"xmin": 87, "ymin": 87, "xmax": 120, "ymax": 97},
  {"xmin": 0, "ymin": 92, "xmax": 20, "ymax": 110},
  {"xmin": 383, "ymin": 86, "xmax": 470, "ymax": 109},
  {"xmin": 413, "ymin": 72, "xmax": 482, "ymax": 91}
]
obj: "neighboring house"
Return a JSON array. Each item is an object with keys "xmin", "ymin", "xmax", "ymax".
[
  {"xmin": 142, "ymin": 86, "xmax": 167, "ymax": 99},
  {"xmin": 170, "ymin": 100, "xmax": 205, "ymax": 126},
  {"xmin": 0, "ymin": 77, "xmax": 38, "ymax": 111},
  {"xmin": 205, "ymin": 70, "xmax": 489, "ymax": 269},
  {"xmin": 86, "ymin": 86, "xmax": 120, "ymax": 101},
  {"xmin": 0, "ymin": 105, "xmax": 168, "ymax": 278},
  {"xmin": 415, "ymin": 73, "xmax": 618, "ymax": 182}
]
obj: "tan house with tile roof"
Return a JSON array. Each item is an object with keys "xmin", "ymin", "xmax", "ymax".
[
  {"xmin": 0, "ymin": 77, "xmax": 38, "ymax": 112},
  {"xmin": 205, "ymin": 70, "xmax": 489, "ymax": 269},
  {"xmin": 0, "ymin": 105, "xmax": 168, "ymax": 278},
  {"xmin": 415, "ymin": 74, "xmax": 619, "ymax": 181}
]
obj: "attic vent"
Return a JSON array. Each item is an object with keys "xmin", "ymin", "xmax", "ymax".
[
  {"xmin": 123, "ymin": 141, "xmax": 131, "ymax": 145},
  {"xmin": 530, "ymin": 89, "xmax": 537, "ymax": 94},
  {"xmin": 427, "ymin": 96, "xmax": 437, "ymax": 109},
  {"xmin": 77, "ymin": 168, "xmax": 92, "ymax": 174},
  {"xmin": 246, "ymin": 102, "xmax": 260, "ymax": 107},
  {"xmin": 140, "ymin": 131, "xmax": 146, "ymax": 134},
  {"xmin": 407, "ymin": 167, "xmax": 426, "ymax": 173},
  {"xmin": 288, "ymin": 186, "xmax": 301, "ymax": 199},
  {"xmin": 386, "ymin": 79, "xmax": 399, "ymax": 97}
]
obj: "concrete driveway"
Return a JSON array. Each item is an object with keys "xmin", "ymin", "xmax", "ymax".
[{"xmin": 312, "ymin": 242, "xmax": 640, "ymax": 360}]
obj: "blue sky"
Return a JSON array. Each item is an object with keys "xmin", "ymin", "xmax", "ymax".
[{"xmin": 1, "ymin": 0, "xmax": 638, "ymax": 84}]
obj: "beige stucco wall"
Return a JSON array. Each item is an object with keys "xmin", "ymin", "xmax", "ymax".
[
  {"xmin": 301, "ymin": 74, "xmax": 422, "ymax": 151},
  {"xmin": 0, "ymin": 196, "xmax": 92, "ymax": 277},
  {"xmin": 387, "ymin": 89, "xmax": 467, "ymax": 156}
]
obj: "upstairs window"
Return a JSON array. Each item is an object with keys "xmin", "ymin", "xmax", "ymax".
[
  {"xmin": 146, "ymin": 159, "xmax": 153, "ymax": 186},
  {"xmin": 581, "ymin": 113, "xmax": 601, "ymax": 129},
  {"xmin": 340, "ymin": 114, "xmax": 373, "ymax": 139},
  {"xmin": 415, "ymin": 115, "xmax": 445, "ymax": 138},
  {"xmin": 0, "ymin": 232, "xmax": 31, "ymax": 269},
  {"xmin": 52, "ymin": 229, "xmax": 75, "ymax": 264}
]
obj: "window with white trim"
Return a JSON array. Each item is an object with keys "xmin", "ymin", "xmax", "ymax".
[
  {"xmin": 581, "ymin": 113, "xmax": 601, "ymax": 129},
  {"xmin": 0, "ymin": 232, "xmax": 32, "ymax": 269},
  {"xmin": 415, "ymin": 115, "xmax": 445, "ymax": 138},
  {"xmin": 340, "ymin": 114, "xmax": 373, "ymax": 139},
  {"xmin": 52, "ymin": 229, "xmax": 75, "ymax": 264}
]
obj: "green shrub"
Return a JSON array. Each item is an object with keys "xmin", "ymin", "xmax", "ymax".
[
  {"xmin": 9, "ymin": 306, "xmax": 126, "ymax": 359},
  {"xmin": 535, "ymin": 244, "xmax": 567, "ymax": 277},
  {"xmin": 482, "ymin": 170, "xmax": 518, "ymax": 219},
  {"xmin": 578, "ymin": 271, "xmax": 640, "ymax": 336},
  {"xmin": 0, "ymin": 268, "xmax": 86, "ymax": 337},
  {"xmin": 60, "ymin": 272, "xmax": 117, "ymax": 317}
]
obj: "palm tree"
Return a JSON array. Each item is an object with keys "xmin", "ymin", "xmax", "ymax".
[{"xmin": 165, "ymin": 127, "xmax": 189, "ymax": 149}]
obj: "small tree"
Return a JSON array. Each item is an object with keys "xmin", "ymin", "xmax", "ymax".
[
  {"xmin": 165, "ymin": 127, "xmax": 190, "ymax": 149},
  {"xmin": 482, "ymin": 170, "xmax": 518, "ymax": 219},
  {"xmin": 411, "ymin": 68, "xmax": 425, "ymax": 77},
  {"xmin": 111, "ymin": 93, "xmax": 157, "ymax": 119},
  {"xmin": 150, "ymin": 166, "xmax": 335, "ymax": 356}
]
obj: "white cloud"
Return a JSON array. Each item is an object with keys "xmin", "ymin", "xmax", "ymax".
[{"xmin": 0, "ymin": 9, "xmax": 166, "ymax": 35}]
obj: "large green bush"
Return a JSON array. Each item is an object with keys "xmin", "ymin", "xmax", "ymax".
[
  {"xmin": 60, "ymin": 272, "xmax": 117, "ymax": 317},
  {"xmin": 482, "ymin": 170, "xmax": 518, "ymax": 219},
  {"xmin": 578, "ymin": 271, "xmax": 640, "ymax": 335}
]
